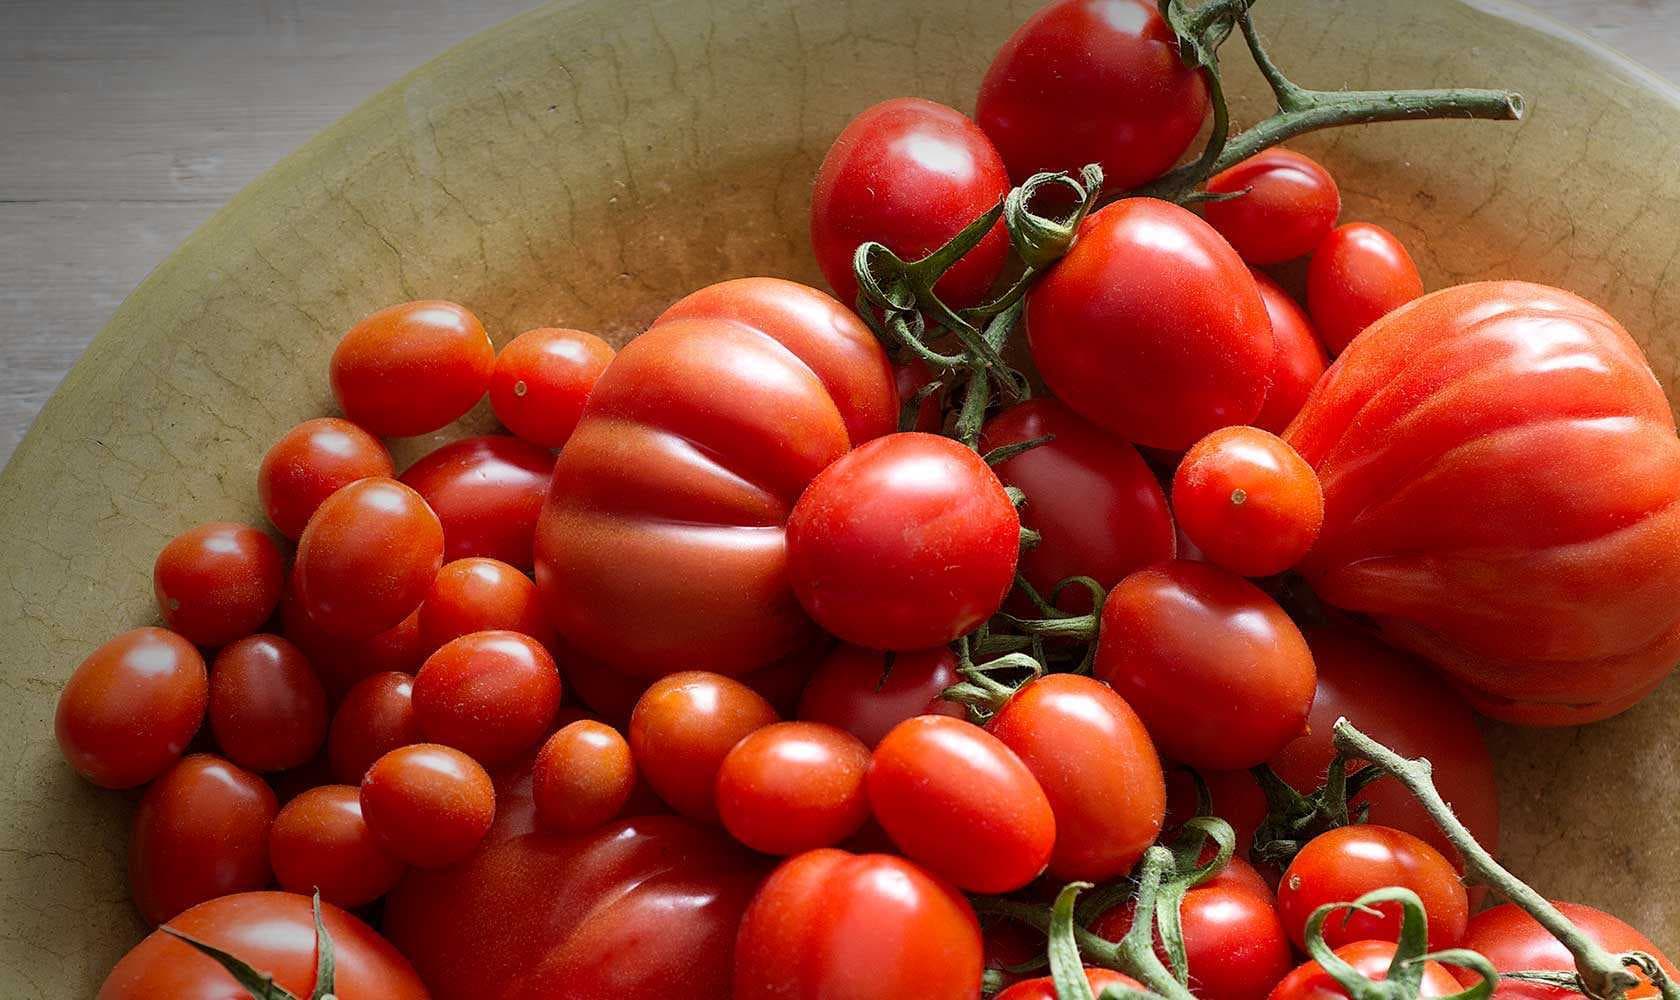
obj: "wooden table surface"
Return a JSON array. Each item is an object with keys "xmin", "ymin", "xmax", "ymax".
[{"xmin": 1, "ymin": 0, "xmax": 1675, "ymax": 465}]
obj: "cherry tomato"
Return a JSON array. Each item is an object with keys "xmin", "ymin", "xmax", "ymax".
[
  {"xmin": 401, "ymin": 434, "xmax": 555, "ymax": 569},
  {"xmin": 55, "ymin": 627, "xmax": 207, "ymax": 789},
  {"xmin": 1267, "ymin": 940, "xmax": 1466, "ymax": 1000},
  {"xmin": 282, "ymin": 573, "xmax": 426, "ymax": 700},
  {"xmin": 628, "ymin": 671, "xmax": 779, "ymax": 821},
  {"xmin": 1279, "ymin": 825, "xmax": 1469, "ymax": 953},
  {"xmin": 869, "ymin": 714, "xmax": 1055, "ymax": 893},
  {"xmin": 976, "ymin": 0, "xmax": 1209, "ymax": 191},
  {"xmin": 328, "ymin": 671, "xmax": 420, "ymax": 783},
  {"xmin": 896, "ymin": 358, "xmax": 946, "ymax": 433},
  {"xmin": 259, "ymin": 416, "xmax": 396, "ymax": 538},
  {"xmin": 796, "ymin": 643, "xmax": 965, "ymax": 748},
  {"xmin": 811, "ymin": 97, "xmax": 1010, "ymax": 309},
  {"xmin": 1252, "ymin": 271, "xmax": 1329, "ymax": 434},
  {"xmin": 268, "ymin": 783, "xmax": 405, "ymax": 907},
  {"xmin": 129, "ymin": 754, "xmax": 277, "ymax": 925},
  {"xmin": 330, "ymin": 299, "xmax": 495, "ymax": 437},
  {"xmin": 1173, "ymin": 426, "xmax": 1324, "ymax": 577},
  {"xmin": 786, "ymin": 432, "xmax": 1020, "ymax": 650},
  {"xmin": 152, "ymin": 521, "xmax": 284, "ymax": 647},
  {"xmin": 1029, "ymin": 199, "xmax": 1274, "ymax": 450},
  {"xmin": 413, "ymin": 630, "xmax": 561, "ymax": 766},
  {"xmin": 1092, "ymin": 881, "xmax": 1293, "ymax": 1000},
  {"xmin": 1305, "ymin": 222, "xmax": 1423, "ymax": 353},
  {"xmin": 294, "ymin": 476, "xmax": 443, "ymax": 639},
  {"xmin": 1461, "ymin": 902, "xmax": 1678, "ymax": 999},
  {"xmin": 735, "ymin": 849, "xmax": 983, "ymax": 1000},
  {"xmin": 717, "ymin": 721, "xmax": 872, "ymax": 855},
  {"xmin": 489, "ymin": 326, "xmax": 615, "ymax": 448},
  {"xmin": 532, "ymin": 719, "xmax": 636, "ymax": 834},
  {"xmin": 208, "ymin": 633, "xmax": 328, "ymax": 772},
  {"xmin": 360, "ymin": 742, "xmax": 495, "ymax": 868},
  {"xmin": 1095, "ymin": 561, "xmax": 1314, "ymax": 770},
  {"xmin": 997, "ymin": 969, "xmax": 1145, "ymax": 1000},
  {"xmin": 417, "ymin": 557, "xmax": 549, "ymax": 650},
  {"xmin": 1203, "ymin": 148, "xmax": 1342, "ymax": 265},
  {"xmin": 987, "ymin": 674, "xmax": 1165, "ymax": 881}
]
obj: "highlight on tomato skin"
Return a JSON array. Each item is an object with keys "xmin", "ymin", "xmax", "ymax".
[
  {"xmin": 1172, "ymin": 425, "xmax": 1324, "ymax": 579},
  {"xmin": 55, "ymin": 627, "xmax": 208, "ymax": 790}
]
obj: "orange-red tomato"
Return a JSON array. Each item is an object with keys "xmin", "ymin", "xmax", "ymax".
[
  {"xmin": 716, "ymin": 721, "xmax": 872, "ymax": 855},
  {"xmin": 153, "ymin": 521, "xmax": 284, "ymax": 647},
  {"xmin": 490, "ymin": 326, "xmax": 615, "ymax": 448},
  {"xmin": 418, "ymin": 556, "xmax": 550, "ymax": 650},
  {"xmin": 400, "ymin": 434, "xmax": 555, "ymax": 569},
  {"xmin": 1204, "ymin": 148, "xmax": 1342, "ymax": 265},
  {"xmin": 1173, "ymin": 426, "xmax": 1324, "ymax": 577},
  {"xmin": 1252, "ymin": 271, "xmax": 1329, "ymax": 434},
  {"xmin": 269, "ymin": 783, "xmax": 406, "ymax": 907},
  {"xmin": 628, "ymin": 671, "xmax": 779, "ymax": 822},
  {"xmin": 55, "ymin": 627, "xmax": 208, "ymax": 789},
  {"xmin": 294, "ymin": 476, "xmax": 443, "ymax": 639},
  {"xmin": 1305, "ymin": 222, "xmax": 1423, "ymax": 353},
  {"xmin": 796, "ymin": 643, "xmax": 966, "ymax": 748},
  {"xmin": 129, "ymin": 754, "xmax": 277, "ymax": 925},
  {"xmin": 330, "ymin": 299, "xmax": 494, "ymax": 437},
  {"xmin": 1461, "ymin": 902, "xmax": 1678, "ymax": 999},
  {"xmin": 360, "ymin": 743, "xmax": 495, "ymax": 868},
  {"xmin": 1278, "ymin": 825, "xmax": 1470, "ymax": 953},
  {"xmin": 328, "ymin": 670, "xmax": 421, "ymax": 784},
  {"xmin": 208, "ymin": 634, "xmax": 328, "ymax": 772},
  {"xmin": 259, "ymin": 417, "xmax": 395, "ymax": 539},
  {"xmin": 532, "ymin": 719, "xmax": 637, "ymax": 834},
  {"xmin": 1267, "ymin": 940, "xmax": 1465, "ymax": 1000},
  {"xmin": 413, "ymin": 630, "xmax": 561, "ymax": 766}
]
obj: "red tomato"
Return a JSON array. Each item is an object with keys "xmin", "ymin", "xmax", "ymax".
[
  {"xmin": 294, "ymin": 476, "xmax": 443, "ymax": 639},
  {"xmin": 983, "ymin": 918, "xmax": 1043, "ymax": 989},
  {"xmin": 1287, "ymin": 282, "xmax": 1680, "ymax": 724},
  {"xmin": 537, "ymin": 277, "xmax": 896, "ymax": 677},
  {"xmin": 282, "ymin": 572, "xmax": 427, "ymax": 699},
  {"xmin": 360, "ymin": 742, "xmax": 495, "ymax": 868},
  {"xmin": 896, "ymin": 358, "xmax": 945, "ymax": 433},
  {"xmin": 786, "ymin": 432, "xmax": 1020, "ymax": 650},
  {"xmin": 98, "ymin": 891, "xmax": 426, "ymax": 1000},
  {"xmin": 1278, "ymin": 825, "xmax": 1469, "ymax": 953},
  {"xmin": 259, "ymin": 416, "xmax": 395, "ymax": 538},
  {"xmin": 418, "ymin": 556, "xmax": 549, "ymax": 650},
  {"xmin": 129, "ymin": 754, "xmax": 277, "ymax": 925},
  {"xmin": 1029, "ymin": 199, "xmax": 1273, "ymax": 450},
  {"xmin": 1092, "ymin": 882, "xmax": 1293, "ymax": 1000},
  {"xmin": 208, "ymin": 634, "xmax": 328, "ymax": 772},
  {"xmin": 628, "ymin": 671, "xmax": 778, "ymax": 822},
  {"xmin": 1204, "ymin": 149, "xmax": 1342, "ymax": 265},
  {"xmin": 153, "ymin": 521, "xmax": 284, "ymax": 647},
  {"xmin": 532, "ymin": 719, "xmax": 636, "ymax": 834},
  {"xmin": 401, "ymin": 434, "xmax": 555, "ymax": 569},
  {"xmin": 869, "ymin": 715, "xmax": 1055, "ymax": 893},
  {"xmin": 987, "ymin": 674, "xmax": 1165, "ymax": 881},
  {"xmin": 1267, "ymin": 940, "xmax": 1464, "ymax": 1000},
  {"xmin": 796, "ymin": 643, "xmax": 965, "ymax": 748},
  {"xmin": 996, "ymin": 969, "xmax": 1145, "ymax": 1000},
  {"xmin": 490, "ymin": 326, "xmax": 615, "ymax": 448},
  {"xmin": 1164, "ymin": 765, "xmax": 1270, "ymax": 862},
  {"xmin": 413, "ymin": 630, "xmax": 561, "ymax": 766},
  {"xmin": 976, "ymin": 0, "xmax": 1209, "ymax": 191},
  {"xmin": 1461, "ymin": 902, "xmax": 1678, "ymax": 999},
  {"xmin": 269, "ymin": 783, "xmax": 405, "ymax": 907},
  {"xmin": 330, "ymin": 299, "xmax": 495, "ymax": 437},
  {"xmin": 1095, "ymin": 561, "xmax": 1314, "ymax": 770},
  {"xmin": 735, "ymin": 849, "xmax": 983, "ymax": 1000},
  {"xmin": 1252, "ymin": 271, "xmax": 1329, "ymax": 434},
  {"xmin": 55, "ymin": 627, "xmax": 207, "ymax": 789},
  {"xmin": 1172, "ymin": 426, "xmax": 1324, "ymax": 577},
  {"xmin": 717, "ymin": 721, "xmax": 872, "ymax": 855},
  {"xmin": 1305, "ymin": 223, "xmax": 1423, "ymax": 353}
]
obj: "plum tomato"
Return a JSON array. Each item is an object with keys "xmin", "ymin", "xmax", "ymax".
[
  {"xmin": 997, "ymin": 969, "xmax": 1145, "ymax": 1000},
  {"xmin": 413, "ymin": 630, "xmax": 561, "ymax": 766},
  {"xmin": 328, "ymin": 671, "xmax": 421, "ymax": 784},
  {"xmin": 489, "ymin": 326, "xmax": 615, "ymax": 448},
  {"xmin": 153, "ymin": 521, "xmax": 284, "ymax": 647},
  {"xmin": 129, "ymin": 754, "xmax": 277, "ymax": 925},
  {"xmin": 1461, "ymin": 901, "xmax": 1678, "ymax": 998},
  {"xmin": 628, "ymin": 671, "xmax": 779, "ymax": 822},
  {"xmin": 1092, "ymin": 881, "xmax": 1293, "ymax": 1000},
  {"xmin": 716, "ymin": 721, "xmax": 872, "ymax": 856},
  {"xmin": 1172, "ymin": 426, "xmax": 1324, "ymax": 578},
  {"xmin": 55, "ymin": 627, "xmax": 208, "ymax": 789},
  {"xmin": 208, "ymin": 634, "xmax": 328, "ymax": 773},
  {"xmin": 359, "ymin": 742, "xmax": 495, "ymax": 868},
  {"xmin": 269, "ymin": 783, "xmax": 406, "ymax": 907},
  {"xmin": 1267, "ymin": 940, "xmax": 1465, "ymax": 1000},
  {"xmin": 796, "ymin": 643, "xmax": 966, "ymax": 748},
  {"xmin": 330, "ymin": 299, "xmax": 495, "ymax": 437},
  {"xmin": 532, "ymin": 719, "xmax": 637, "ymax": 834},
  {"xmin": 259, "ymin": 416, "xmax": 395, "ymax": 538},
  {"xmin": 400, "ymin": 434, "xmax": 555, "ymax": 569},
  {"xmin": 1278, "ymin": 825, "xmax": 1469, "ymax": 953},
  {"xmin": 1203, "ymin": 148, "xmax": 1342, "ymax": 265},
  {"xmin": 1306, "ymin": 222, "xmax": 1423, "ymax": 353},
  {"xmin": 1252, "ymin": 271, "xmax": 1329, "ymax": 434},
  {"xmin": 896, "ymin": 358, "xmax": 946, "ymax": 433},
  {"xmin": 294, "ymin": 476, "xmax": 443, "ymax": 639},
  {"xmin": 418, "ymin": 556, "xmax": 549, "ymax": 650}
]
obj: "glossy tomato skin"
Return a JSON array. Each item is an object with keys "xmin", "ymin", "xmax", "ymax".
[
  {"xmin": 1092, "ymin": 882, "xmax": 1292, "ymax": 1000},
  {"xmin": 1278, "ymin": 825, "xmax": 1469, "ymax": 953},
  {"xmin": 996, "ymin": 969, "xmax": 1145, "ymax": 1000},
  {"xmin": 1252, "ymin": 271, "xmax": 1329, "ymax": 433},
  {"xmin": 976, "ymin": 0, "xmax": 1209, "ymax": 191},
  {"xmin": 330, "ymin": 299, "xmax": 495, "ymax": 437},
  {"xmin": 56, "ymin": 627, "xmax": 207, "ymax": 789},
  {"xmin": 294, "ymin": 477, "xmax": 443, "ymax": 639},
  {"xmin": 419, "ymin": 556, "xmax": 549, "ymax": 650},
  {"xmin": 129, "ymin": 754, "xmax": 277, "ymax": 925},
  {"xmin": 1267, "ymin": 940, "xmax": 1465, "ymax": 1000},
  {"xmin": 1461, "ymin": 902, "xmax": 1678, "ymax": 998},
  {"xmin": 401, "ymin": 434, "xmax": 555, "ymax": 569},
  {"xmin": 360, "ymin": 742, "xmax": 495, "ymax": 868},
  {"xmin": 1204, "ymin": 149, "xmax": 1341, "ymax": 265},
  {"xmin": 153, "ymin": 521, "xmax": 285, "ymax": 646},
  {"xmin": 413, "ymin": 630, "xmax": 561, "ymax": 766},
  {"xmin": 1305, "ymin": 223, "xmax": 1423, "ymax": 353},
  {"xmin": 1029, "ymin": 199, "xmax": 1273, "ymax": 451},
  {"xmin": 735, "ymin": 849, "xmax": 983, "ymax": 1000},
  {"xmin": 628, "ymin": 671, "xmax": 779, "ymax": 822},
  {"xmin": 1172, "ymin": 426, "xmax": 1324, "ymax": 578},
  {"xmin": 282, "ymin": 573, "xmax": 426, "ymax": 700},
  {"xmin": 490, "ymin": 327, "xmax": 615, "ymax": 448},
  {"xmin": 532, "ymin": 720, "xmax": 636, "ymax": 834},
  {"xmin": 208, "ymin": 634, "xmax": 328, "ymax": 772},
  {"xmin": 259, "ymin": 417, "xmax": 396, "ymax": 538},
  {"xmin": 796, "ymin": 643, "xmax": 965, "ymax": 748},
  {"xmin": 716, "ymin": 721, "xmax": 872, "ymax": 855},
  {"xmin": 1286, "ymin": 281, "xmax": 1680, "ymax": 724},
  {"xmin": 786, "ymin": 432, "xmax": 1020, "ymax": 650},
  {"xmin": 328, "ymin": 671, "xmax": 421, "ymax": 784},
  {"xmin": 269, "ymin": 783, "xmax": 406, "ymax": 907}
]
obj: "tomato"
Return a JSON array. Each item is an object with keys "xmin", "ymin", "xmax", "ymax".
[
  {"xmin": 418, "ymin": 556, "xmax": 549, "ymax": 651},
  {"xmin": 981, "ymin": 399, "xmax": 1175, "ymax": 612},
  {"xmin": 1095, "ymin": 561, "xmax": 1314, "ymax": 770},
  {"xmin": 983, "ymin": 918, "xmax": 1044, "ymax": 988},
  {"xmin": 129, "ymin": 754, "xmax": 277, "ymax": 925},
  {"xmin": 1252, "ymin": 271, "xmax": 1329, "ymax": 434},
  {"xmin": 1461, "ymin": 902, "xmax": 1678, "ymax": 998},
  {"xmin": 716, "ymin": 721, "xmax": 872, "ymax": 855},
  {"xmin": 1203, "ymin": 149, "xmax": 1342, "ymax": 265},
  {"xmin": 1286, "ymin": 281, "xmax": 1680, "ymax": 724},
  {"xmin": 330, "ymin": 299, "xmax": 495, "ymax": 437},
  {"xmin": 896, "ymin": 358, "xmax": 945, "ymax": 433},
  {"xmin": 268, "ymin": 783, "xmax": 405, "ymax": 907},
  {"xmin": 987, "ymin": 674, "xmax": 1165, "ymax": 881},
  {"xmin": 360, "ymin": 742, "xmax": 495, "ymax": 868},
  {"xmin": 996, "ymin": 969, "xmax": 1145, "ymax": 1000},
  {"xmin": 55, "ymin": 627, "xmax": 207, "ymax": 789},
  {"xmin": 208, "ymin": 633, "xmax": 328, "ymax": 772},
  {"xmin": 294, "ymin": 476, "xmax": 443, "ymax": 639},
  {"xmin": 413, "ymin": 630, "xmax": 561, "ymax": 766},
  {"xmin": 868, "ymin": 715, "xmax": 1055, "ymax": 893},
  {"xmin": 1029, "ymin": 199, "xmax": 1273, "ymax": 450},
  {"xmin": 811, "ymin": 97, "xmax": 1010, "ymax": 309},
  {"xmin": 1164, "ymin": 765, "xmax": 1271, "ymax": 862},
  {"xmin": 1092, "ymin": 882, "xmax": 1293, "ymax": 1000},
  {"xmin": 786, "ymin": 432, "xmax": 1020, "ymax": 650},
  {"xmin": 259, "ymin": 416, "xmax": 396, "ymax": 538},
  {"xmin": 1267, "ymin": 940, "xmax": 1465, "ymax": 1000},
  {"xmin": 628, "ymin": 670, "xmax": 778, "ymax": 821},
  {"xmin": 537, "ymin": 277, "xmax": 896, "ymax": 677},
  {"xmin": 490, "ymin": 326, "xmax": 615, "ymax": 448},
  {"xmin": 1304, "ymin": 223, "xmax": 1423, "ymax": 353},
  {"xmin": 99, "ymin": 891, "xmax": 427, "ymax": 1000},
  {"xmin": 976, "ymin": 0, "xmax": 1209, "ymax": 191},
  {"xmin": 1278, "ymin": 825, "xmax": 1468, "ymax": 953},
  {"xmin": 282, "ymin": 572, "xmax": 427, "ymax": 699},
  {"xmin": 1172, "ymin": 426, "xmax": 1324, "ymax": 578},
  {"xmin": 796, "ymin": 643, "xmax": 965, "ymax": 748},
  {"xmin": 532, "ymin": 719, "xmax": 636, "ymax": 834},
  {"xmin": 735, "ymin": 849, "xmax": 983, "ymax": 1000},
  {"xmin": 401, "ymin": 434, "xmax": 555, "ymax": 569},
  {"xmin": 153, "ymin": 521, "xmax": 284, "ymax": 647}
]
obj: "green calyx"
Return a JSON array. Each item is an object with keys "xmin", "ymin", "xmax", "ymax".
[{"xmin": 162, "ymin": 892, "xmax": 337, "ymax": 1000}]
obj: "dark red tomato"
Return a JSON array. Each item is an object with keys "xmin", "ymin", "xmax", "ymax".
[
  {"xmin": 717, "ymin": 721, "xmax": 872, "ymax": 855},
  {"xmin": 1092, "ymin": 882, "xmax": 1293, "ymax": 1000},
  {"xmin": 1095, "ymin": 561, "xmax": 1314, "ymax": 770},
  {"xmin": 129, "ymin": 754, "xmax": 277, "ymax": 925},
  {"xmin": 1305, "ymin": 222, "xmax": 1423, "ymax": 353},
  {"xmin": 1029, "ymin": 199, "xmax": 1273, "ymax": 451},
  {"xmin": 1252, "ymin": 271, "xmax": 1329, "ymax": 434},
  {"xmin": 628, "ymin": 671, "xmax": 779, "ymax": 822},
  {"xmin": 98, "ymin": 891, "xmax": 427, "ymax": 1000},
  {"xmin": 976, "ymin": 0, "xmax": 1209, "ymax": 191},
  {"xmin": 330, "ymin": 299, "xmax": 495, "ymax": 437},
  {"xmin": 1204, "ymin": 149, "xmax": 1342, "ymax": 265},
  {"xmin": 533, "ymin": 719, "xmax": 636, "ymax": 834},
  {"xmin": 56, "ymin": 627, "xmax": 207, "ymax": 789},
  {"xmin": 987, "ymin": 674, "xmax": 1164, "ymax": 880},
  {"xmin": 153, "ymin": 521, "xmax": 284, "ymax": 647},
  {"xmin": 997, "ymin": 969, "xmax": 1145, "ymax": 1000},
  {"xmin": 418, "ymin": 557, "xmax": 550, "ymax": 650},
  {"xmin": 1164, "ymin": 765, "xmax": 1270, "ymax": 862},
  {"xmin": 259, "ymin": 416, "xmax": 396, "ymax": 538},
  {"xmin": 811, "ymin": 97, "xmax": 1010, "ymax": 309},
  {"xmin": 1172, "ymin": 426, "xmax": 1324, "ymax": 578},
  {"xmin": 796, "ymin": 643, "xmax": 965, "ymax": 748},
  {"xmin": 294, "ymin": 476, "xmax": 443, "ymax": 639},
  {"xmin": 490, "ymin": 326, "xmax": 615, "ymax": 448},
  {"xmin": 413, "ymin": 630, "xmax": 561, "ymax": 766},
  {"xmin": 269, "ymin": 783, "xmax": 405, "ymax": 907},
  {"xmin": 1267, "ymin": 940, "xmax": 1465, "ymax": 1000},
  {"xmin": 1278, "ymin": 825, "xmax": 1469, "ymax": 953},
  {"xmin": 208, "ymin": 634, "xmax": 328, "ymax": 772},
  {"xmin": 1461, "ymin": 902, "xmax": 1678, "ymax": 999},
  {"xmin": 869, "ymin": 715, "xmax": 1055, "ymax": 893},
  {"xmin": 360, "ymin": 742, "xmax": 495, "ymax": 868},
  {"xmin": 282, "ymin": 571, "xmax": 427, "ymax": 700},
  {"xmin": 786, "ymin": 432, "xmax": 1020, "ymax": 650},
  {"xmin": 740, "ymin": 643, "xmax": 826, "ymax": 717},
  {"xmin": 896, "ymin": 357, "xmax": 946, "ymax": 433},
  {"xmin": 984, "ymin": 919, "xmax": 1044, "ymax": 989},
  {"xmin": 735, "ymin": 849, "xmax": 982, "ymax": 1000},
  {"xmin": 401, "ymin": 434, "xmax": 555, "ymax": 569}
]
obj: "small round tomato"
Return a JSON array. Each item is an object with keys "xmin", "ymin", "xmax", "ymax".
[
  {"xmin": 56, "ymin": 627, "xmax": 208, "ymax": 789},
  {"xmin": 997, "ymin": 969, "xmax": 1145, "ymax": 1000},
  {"xmin": 282, "ymin": 573, "xmax": 426, "ymax": 700},
  {"xmin": 1279, "ymin": 825, "xmax": 1469, "ymax": 954},
  {"xmin": 628, "ymin": 671, "xmax": 779, "ymax": 821},
  {"xmin": 153, "ymin": 521, "xmax": 284, "ymax": 647},
  {"xmin": 1095, "ymin": 561, "xmax": 1314, "ymax": 770},
  {"xmin": 269, "ymin": 783, "xmax": 406, "ymax": 907},
  {"xmin": 717, "ymin": 721, "xmax": 872, "ymax": 855},
  {"xmin": 359, "ymin": 743, "xmax": 495, "ymax": 868},
  {"xmin": 418, "ymin": 556, "xmax": 549, "ymax": 651},
  {"xmin": 294, "ymin": 476, "xmax": 443, "ymax": 638},
  {"xmin": 413, "ymin": 630, "xmax": 561, "ymax": 766},
  {"xmin": 786, "ymin": 432, "xmax": 1020, "ymax": 650},
  {"xmin": 1252, "ymin": 271, "xmax": 1329, "ymax": 434},
  {"xmin": 811, "ymin": 97, "xmax": 1010, "ymax": 309},
  {"xmin": 129, "ymin": 754, "xmax": 277, "ymax": 925},
  {"xmin": 1173, "ymin": 426, "xmax": 1324, "ymax": 578},
  {"xmin": 400, "ymin": 434, "xmax": 555, "ymax": 568},
  {"xmin": 868, "ymin": 715, "xmax": 1055, "ymax": 893},
  {"xmin": 328, "ymin": 671, "xmax": 421, "ymax": 784},
  {"xmin": 1204, "ymin": 148, "xmax": 1342, "ymax": 265},
  {"xmin": 490, "ymin": 326, "xmax": 615, "ymax": 447},
  {"xmin": 1092, "ymin": 882, "xmax": 1293, "ymax": 1000},
  {"xmin": 532, "ymin": 719, "xmax": 636, "ymax": 834},
  {"xmin": 208, "ymin": 634, "xmax": 328, "ymax": 772},
  {"xmin": 1306, "ymin": 222, "xmax": 1424, "ymax": 353},
  {"xmin": 330, "ymin": 299, "xmax": 495, "ymax": 437},
  {"xmin": 896, "ymin": 358, "xmax": 945, "ymax": 433},
  {"xmin": 259, "ymin": 417, "xmax": 395, "ymax": 538},
  {"xmin": 1461, "ymin": 901, "xmax": 1678, "ymax": 999},
  {"xmin": 1267, "ymin": 940, "xmax": 1465, "ymax": 1000},
  {"xmin": 796, "ymin": 643, "xmax": 965, "ymax": 748}
]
